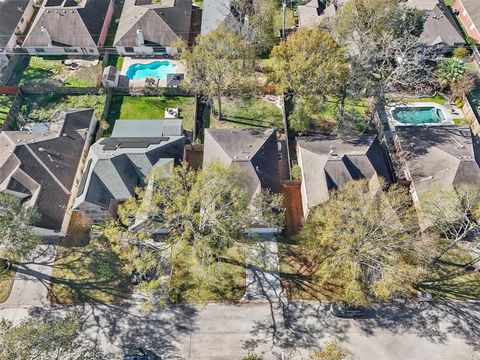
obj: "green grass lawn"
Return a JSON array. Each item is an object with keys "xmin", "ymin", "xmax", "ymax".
[
  {"xmin": 20, "ymin": 57, "xmax": 101, "ymax": 87},
  {"xmin": 21, "ymin": 94, "xmax": 106, "ymax": 123},
  {"xmin": 0, "ymin": 95, "xmax": 14, "ymax": 127},
  {"xmin": 389, "ymin": 95, "xmax": 448, "ymax": 105},
  {"xmin": 0, "ymin": 265, "xmax": 16, "ymax": 303},
  {"xmin": 416, "ymin": 250, "xmax": 480, "ymax": 300},
  {"xmin": 107, "ymin": 55, "xmax": 124, "ymax": 71},
  {"xmin": 211, "ymin": 96, "xmax": 284, "ymax": 129},
  {"xmin": 107, "ymin": 95, "xmax": 196, "ymax": 134},
  {"xmin": 273, "ymin": 6, "xmax": 296, "ymax": 35},
  {"xmin": 49, "ymin": 213, "xmax": 131, "ymax": 304},
  {"xmin": 170, "ymin": 244, "xmax": 246, "ymax": 303}
]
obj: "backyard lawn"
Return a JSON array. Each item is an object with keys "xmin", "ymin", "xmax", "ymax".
[
  {"xmin": 107, "ymin": 95, "xmax": 196, "ymax": 134},
  {"xmin": 0, "ymin": 95, "xmax": 14, "ymax": 127},
  {"xmin": 210, "ymin": 96, "xmax": 284, "ymax": 129},
  {"xmin": 19, "ymin": 94, "xmax": 106, "ymax": 123},
  {"xmin": 19, "ymin": 57, "xmax": 102, "ymax": 87},
  {"xmin": 389, "ymin": 95, "xmax": 448, "ymax": 105}
]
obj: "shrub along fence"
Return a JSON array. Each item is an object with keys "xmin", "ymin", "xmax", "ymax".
[{"xmin": 1, "ymin": 88, "xmax": 24, "ymax": 130}]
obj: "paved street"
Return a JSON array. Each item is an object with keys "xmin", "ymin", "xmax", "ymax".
[{"xmin": 2, "ymin": 299, "xmax": 479, "ymax": 360}]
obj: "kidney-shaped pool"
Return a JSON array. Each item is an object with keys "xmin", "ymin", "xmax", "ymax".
[{"xmin": 126, "ymin": 61, "xmax": 177, "ymax": 80}]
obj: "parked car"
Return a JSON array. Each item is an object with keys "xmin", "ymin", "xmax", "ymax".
[
  {"xmin": 123, "ymin": 348, "xmax": 159, "ymax": 360},
  {"xmin": 330, "ymin": 303, "xmax": 368, "ymax": 318}
]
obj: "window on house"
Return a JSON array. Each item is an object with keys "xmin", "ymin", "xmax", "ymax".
[
  {"xmin": 463, "ymin": 9, "xmax": 467, "ymax": 16},
  {"xmin": 64, "ymin": 48, "xmax": 77, "ymax": 53},
  {"xmin": 34, "ymin": 48, "xmax": 45, "ymax": 53},
  {"xmin": 88, "ymin": 49, "xmax": 94, "ymax": 53},
  {"xmin": 20, "ymin": 18, "xmax": 24, "ymax": 24},
  {"xmin": 125, "ymin": 47, "xmax": 134, "ymax": 53}
]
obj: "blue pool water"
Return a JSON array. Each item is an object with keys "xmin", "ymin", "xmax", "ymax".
[
  {"xmin": 392, "ymin": 106, "xmax": 446, "ymax": 124},
  {"xmin": 126, "ymin": 61, "xmax": 177, "ymax": 80}
]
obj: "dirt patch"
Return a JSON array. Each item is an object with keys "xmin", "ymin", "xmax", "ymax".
[{"xmin": 281, "ymin": 180, "xmax": 303, "ymax": 236}]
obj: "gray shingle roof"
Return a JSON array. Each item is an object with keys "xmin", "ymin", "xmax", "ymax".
[
  {"xmin": 0, "ymin": 109, "xmax": 95, "ymax": 231},
  {"xmin": 406, "ymin": 0, "xmax": 465, "ymax": 47},
  {"xmin": 74, "ymin": 120, "xmax": 185, "ymax": 210},
  {"xmin": 203, "ymin": 128, "xmax": 280, "ymax": 201},
  {"xmin": 114, "ymin": 0, "xmax": 192, "ymax": 47},
  {"xmin": 395, "ymin": 125, "xmax": 480, "ymax": 194},
  {"xmin": 23, "ymin": 0, "xmax": 111, "ymax": 48},
  {"xmin": 298, "ymin": 0, "xmax": 338, "ymax": 29},
  {"xmin": 200, "ymin": 0, "xmax": 236, "ymax": 35},
  {"xmin": 0, "ymin": 0, "xmax": 30, "ymax": 49},
  {"xmin": 297, "ymin": 135, "xmax": 393, "ymax": 211}
]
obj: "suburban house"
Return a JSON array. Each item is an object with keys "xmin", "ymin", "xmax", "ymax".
[
  {"xmin": 296, "ymin": 135, "xmax": 393, "ymax": 218},
  {"xmin": 0, "ymin": 0, "xmax": 37, "ymax": 78},
  {"xmin": 200, "ymin": 0, "xmax": 235, "ymax": 35},
  {"xmin": 406, "ymin": 0, "xmax": 465, "ymax": 52},
  {"xmin": 22, "ymin": 0, "xmax": 114, "ymax": 56},
  {"xmin": 114, "ymin": 0, "xmax": 193, "ymax": 56},
  {"xmin": 203, "ymin": 128, "xmax": 281, "ymax": 233},
  {"xmin": 455, "ymin": 0, "xmax": 480, "ymax": 43},
  {"xmin": 0, "ymin": 109, "xmax": 97, "ymax": 236},
  {"xmin": 297, "ymin": 0, "xmax": 343, "ymax": 29},
  {"xmin": 394, "ymin": 126, "xmax": 480, "ymax": 217},
  {"xmin": 73, "ymin": 120, "xmax": 185, "ymax": 224}
]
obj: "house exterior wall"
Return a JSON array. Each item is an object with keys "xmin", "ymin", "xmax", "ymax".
[
  {"xmin": 4, "ymin": 0, "xmax": 37, "ymax": 53},
  {"xmin": 115, "ymin": 46, "xmax": 177, "ymax": 56},
  {"xmin": 296, "ymin": 144, "xmax": 310, "ymax": 219},
  {"xmin": 25, "ymin": 46, "xmax": 99, "ymax": 56},
  {"xmin": 98, "ymin": 0, "xmax": 114, "ymax": 47},
  {"xmin": 455, "ymin": 0, "xmax": 480, "ymax": 43}
]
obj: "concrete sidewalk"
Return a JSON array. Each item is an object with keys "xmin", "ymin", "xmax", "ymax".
[{"xmin": 0, "ymin": 243, "xmax": 57, "ymax": 315}]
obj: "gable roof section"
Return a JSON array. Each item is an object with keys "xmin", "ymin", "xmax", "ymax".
[
  {"xmin": 74, "ymin": 120, "xmax": 186, "ymax": 210},
  {"xmin": 200, "ymin": 0, "xmax": 237, "ymax": 35},
  {"xmin": 406, "ymin": 0, "xmax": 465, "ymax": 47},
  {"xmin": 0, "ymin": 0, "xmax": 30, "ymax": 49},
  {"xmin": 23, "ymin": 0, "xmax": 111, "ymax": 48},
  {"xmin": 0, "ymin": 109, "xmax": 95, "ymax": 231},
  {"xmin": 395, "ymin": 125, "xmax": 480, "ymax": 194},
  {"xmin": 297, "ymin": 135, "xmax": 393, "ymax": 210},
  {"xmin": 114, "ymin": 0, "xmax": 192, "ymax": 47},
  {"xmin": 203, "ymin": 128, "xmax": 280, "ymax": 201}
]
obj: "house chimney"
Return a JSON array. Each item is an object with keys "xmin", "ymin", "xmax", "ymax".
[
  {"xmin": 40, "ymin": 26, "xmax": 52, "ymax": 47},
  {"xmin": 136, "ymin": 29, "xmax": 145, "ymax": 46}
]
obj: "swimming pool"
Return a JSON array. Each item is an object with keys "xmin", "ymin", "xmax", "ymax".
[
  {"xmin": 126, "ymin": 61, "xmax": 177, "ymax": 80},
  {"xmin": 392, "ymin": 106, "xmax": 446, "ymax": 125}
]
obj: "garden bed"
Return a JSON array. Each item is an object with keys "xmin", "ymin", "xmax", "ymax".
[
  {"xmin": 19, "ymin": 57, "xmax": 102, "ymax": 87},
  {"xmin": 0, "ymin": 265, "xmax": 16, "ymax": 303},
  {"xmin": 106, "ymin": 95, "xmax": 196, "ymax": 135}
]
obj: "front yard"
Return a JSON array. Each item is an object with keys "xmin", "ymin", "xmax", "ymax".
[
  {"xmin": 0, "ymin": 95, "xmax": 14, "ymax": 127},
  {"xmin": 0, "ymin": 265, "xmax": 16, "ymax": 303},
  {"xmin": 19, "ymin": 57, "xmax": 102, "ymax": 87},
  {"xmin": 106, "ymin": 95, "xmax": 196, "ymax": 134},
  {"xmin": 18, "ymin": 94, "xmax": 106, "ymax": 123},
  {"xmin": 210, "ymin": 96, "xmax": 284, "ymax": 129}
]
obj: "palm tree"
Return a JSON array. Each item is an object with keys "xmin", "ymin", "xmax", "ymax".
[{"xmin": 436, "ymin": 58, "xmax": 466, "ymax": 87}]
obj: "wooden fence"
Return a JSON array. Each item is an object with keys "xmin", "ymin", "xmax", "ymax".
[
  {"xmin": 20, "ymin": 85, "xmax": 99, "ymax": 95},
  {"xmin": 463, "ymin": 94, "xmax": 480, "ymax": 136},
  {"xmin": 1, "ymin": 89, "xmax": 24, "ymax": 130}
]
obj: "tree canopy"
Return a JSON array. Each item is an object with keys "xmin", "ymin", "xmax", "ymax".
[
  {"xmin": 181, "ymin": 28, "xmax": 256, "ymax": 120},
  {"xmin": 0, "ymin": 193, "xmax": 41, "ymax": 265},
  {"xmin": 0, "ymin": 311, "xmax": 102, "ymax": 360},
  {"xmin": 100, "ymin": 162, "xmax": 283, "ymax": 306},
  {"xmin": 300, "ymin": 180, "xmax": 433, "ymax": 305}
]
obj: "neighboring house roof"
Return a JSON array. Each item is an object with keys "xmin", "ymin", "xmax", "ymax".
[
  {"xmin": 74, "ymin": 120, "xmax": 185, "ymax": 210},
  {"xmin": 406, "ymin": 0, "xmax": 465, "ymax": 47},
  {"xmin": 203, "ymin": 128, "xmax": 280, "ymax": 201},
  {"xmin": 395, "ymin": 125, "xmax": 480, "ymax": 195},
  {"xmin": 23, "ymin": 0, "xmax": 111, "ymax": 48},
  {"xmin": 0, "ymin": 109, "xmax": 95, "ymax": 231},
  {"xmin": 114, "ymin": 0, "xmax": 192, "ymax": 48},
  {"xmin": 200, "ymin": 0, "xmax": 236, "ymax": 35},
  {"xmin": 298, "ymin": 0, "xmax": 338, "ymax": 29},
  {"xmin": 460, "ymin": 0, "xmax": 480, "ymax": 29},
  {"xmin": 297, "ymin": 135, "xmax": 393, "ymax": 210},
  {"xmin": 0, "ymin": 0, "xmax": 30, "ymax": 49}
]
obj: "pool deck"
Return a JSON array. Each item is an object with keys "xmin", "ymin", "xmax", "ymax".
[
  {"xmin": 120, "ymin": 57, "xmax": 186, "ymax": 88},
  {"xmin": 387, "ymin": 102, "xmax": 462, "ymax": 130}
]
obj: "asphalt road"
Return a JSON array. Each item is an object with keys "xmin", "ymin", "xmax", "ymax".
[{"xmin": 3, "ymin": 300, "xmax": 478, "ymax": 360}]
